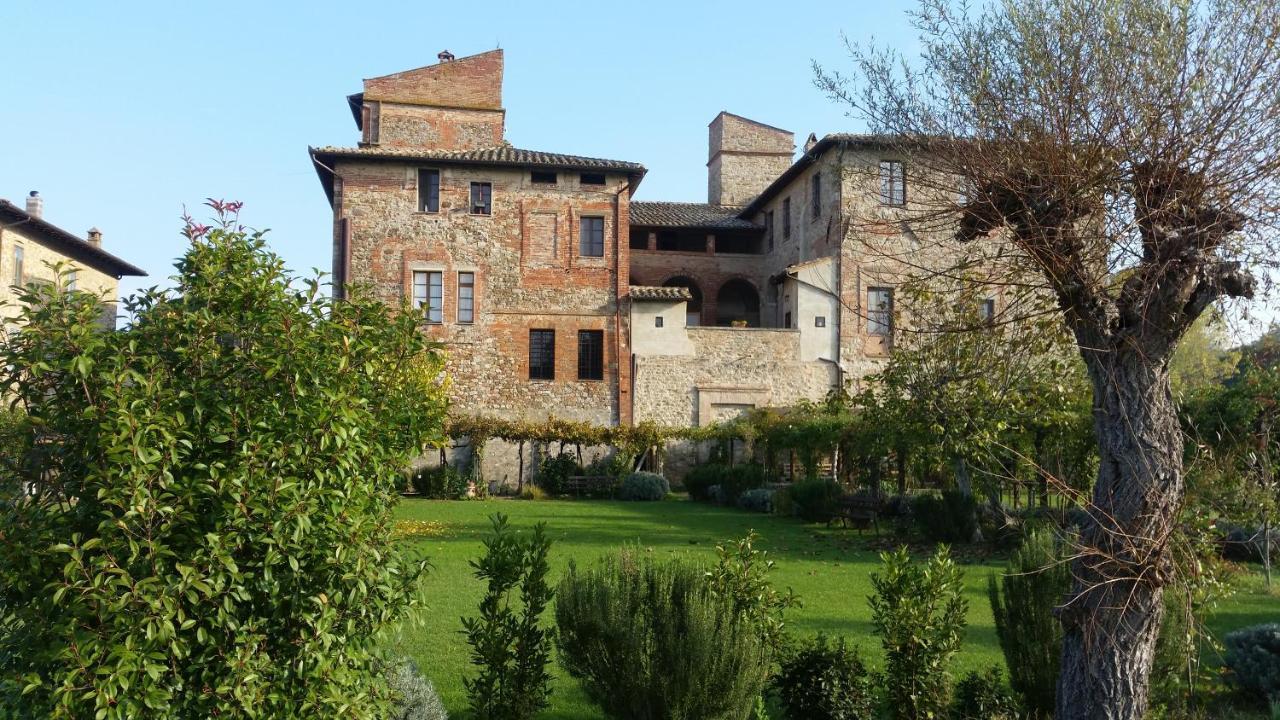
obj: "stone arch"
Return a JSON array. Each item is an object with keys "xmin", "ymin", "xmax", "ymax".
[
  {"xmin": 715, "ymin": 278, "xmax": 761, "ymax": 327},
  {"xmin": 662, "ymin": 275, "xmax": 703, "ymax": 326}
]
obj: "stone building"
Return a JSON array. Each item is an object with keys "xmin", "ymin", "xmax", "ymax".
[
  {"xmin": 310, "ymin": 50, "xmax": 983, "ymax": 482},
  {"xmin": 0, "ymin": 192, "xmax": 146, "ymax": 333}
]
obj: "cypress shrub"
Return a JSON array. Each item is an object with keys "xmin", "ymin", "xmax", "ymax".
[{"xmin": 987, "ymin": 528, "xmax": 1070, "ymax": 717}]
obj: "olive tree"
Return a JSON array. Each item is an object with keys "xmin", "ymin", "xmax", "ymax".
[
  {"xmin": 817, "ymin": 1, "xmax": 1280, "ymax": 717},
  {"xmin": 0, "ymin": 202, "xmax": 448, "ymax": 719}
]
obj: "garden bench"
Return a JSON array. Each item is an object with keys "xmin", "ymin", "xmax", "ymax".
[
  {"xmin": 828, "ymin": 494, "xmax": 881, "ymax": 535},
  {"xmin": 565, "ymin": 475, "xmax": 618, "ymax": 498}
]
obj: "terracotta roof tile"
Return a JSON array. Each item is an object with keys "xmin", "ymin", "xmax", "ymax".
[
  {"xmin": 629, "ymin": 201, "xmax": 759, "ymax": 230},
  {"xmin": 629, "ymin": 285, "xmax": 693, "ymax": 301}
]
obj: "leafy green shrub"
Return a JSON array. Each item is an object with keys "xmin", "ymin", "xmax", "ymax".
[
  {"xmin": 706, "ymin": 531, "xmax": 799, "ymax": 652},
  {"xmin": 386, "ymin": 658, "xmax": 449, "ymax": 720},
  {"xmin": 913, "ymin": 490, "xmax": 979, "ymax": 544},
  {"xmin": 773, "ymin": 486, "xmax": 796, "ymax": 517},
  {"xmin": 537, "ymin": 452, "xmax": 580, "ymax": 495},
  {"xmin": 0, "ymin": 207, "xmax": 447, "ymax": 719},
  {"xmin": 773, "ymin": 634, "xmax": 875, "ymax": 720},
  {"xmin": 463, "ymin": 514, "xmax": 555, "ymax": 719},
  {"xmin": 789, "ymin": 478, "xmax": 843, "ymax": 522},
  {"xmin": 684, "ymin": 463, "xmax": 729, "ymax": 501},
  {"xmin": 871, "ymin": 546, "xmax": 969, "ymax": 720},
  {"xmin": 987, "ymin": 527, "xmax": 1069, "ymax": 717},
  {"xmin": 620, "ymin": 471, "xmax": 669, "ymax": 501},
  {"xmin": 411, "ymin": 464, "xmax": 470, "ymax": 499},
  {"xmin": 555, "ymin": 549, "xmax": 772, "ymax": 720},
  {"xmin": 519, "ymin": 484, "xmax": 548, "ymax": 501},
  {"xmin": 1224, "ymin": 623, "xmax": 1280, "ymax": 704},
  {"xmin": 737, "ymin": 487, "xmax": 775, "ymax": 513},
  {"xmin": 720, "ymin": 462, "xmax": 768, "ymax": 505},
  {"xmin": 950, "ymin": 667, "xmax": 1019, "ymax": 720}
]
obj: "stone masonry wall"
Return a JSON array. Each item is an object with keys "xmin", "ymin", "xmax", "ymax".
[
  {"xmin": 376, "ymin": 103, "xmax": 504, "ymax": 151},
  {"xmin": 0, "ymin": 225, "xmax": 119, "ymax": 331},
  {"xmin": 708, "ymin": 113, "xmax": 795, "ymax": 205}
]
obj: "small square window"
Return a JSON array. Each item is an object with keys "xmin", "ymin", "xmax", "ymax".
[
  {"xmin": 470, "ymin": 182, "xmax": 492, "ymax": 215},
  {"xmin": 655, "ymin": 316, "xmax": 664, "ymax": 328},
  {"xmin": 815, "ymin": 316, "xmax": 826, "ymax": 328},
  {"xmin": 531, "ymin": 171, "xmax": 558, "ymax": 184},
  {"xmin": 580, "ymin": 172, "xmax": 606, "ymax": 185}
]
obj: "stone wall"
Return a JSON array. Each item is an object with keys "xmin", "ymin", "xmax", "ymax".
[
  {"xmin": 375, "ymin": 103, "xmax": 504, "ymax": 151},
  {"xmin": 629, "ymin": 248, "xmax": 769, "ymax": 327},
  {"xmin": 707, "ymin": 112, "xmax": 795, "ymax": 205},
  {"xmin": 360, "ymin": 49, "xmax": 506, "ymax": 151},
  {"xmin": 0, "ymin": 225, "xmax": 119, "ymax": 331}
]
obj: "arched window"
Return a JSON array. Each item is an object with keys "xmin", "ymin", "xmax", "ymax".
[
  {"xmin": 663, "ymin": 276, "xmax": 703, "ymax": 326},
  {"xmin": 715, "ymin": 279, "xmax": 761, "ymax": 327}
]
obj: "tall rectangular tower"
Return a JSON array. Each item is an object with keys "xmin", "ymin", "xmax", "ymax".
[{"xmin": 707, "ymin": 112, "xmax": 795, "ymax": 206}]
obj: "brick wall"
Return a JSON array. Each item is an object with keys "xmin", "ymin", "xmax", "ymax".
[{"xmin": 361, "ymin": 50, "xmax": 506, "ymax": 151}]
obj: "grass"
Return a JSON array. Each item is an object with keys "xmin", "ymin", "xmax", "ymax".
[{"xmin": 388, "ymin": 497, "xmax": 1279, "ymax": 719}]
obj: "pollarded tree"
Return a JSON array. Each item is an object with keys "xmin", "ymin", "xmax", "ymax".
[
  {"xmin": 0, "ymin": 203, "xmax": 448, "ymax": 719},
  {"xmin": 817, "ymin": 1, "xmax": 1280, "ymax": 717}
]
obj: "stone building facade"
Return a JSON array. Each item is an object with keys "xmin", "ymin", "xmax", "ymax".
[
  {"xmin": 0, "ymin": 193, "xmax": 146, "ymax": 333},
  {"xmin": 310, "ymin": 51, "xmax": 986, "ymax": 482}
]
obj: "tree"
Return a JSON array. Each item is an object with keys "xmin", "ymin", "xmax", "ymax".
[
  {"xmin": 818, "ymin": 1, "xmax": 1280, "ymax": 717},
  {"xmin": 1168, "ymin": 309, "xmax": 1240, "ymax": 399},
  {"xmin": 0, "ymin": 203, "xmax": 448, "ymax": 719}
]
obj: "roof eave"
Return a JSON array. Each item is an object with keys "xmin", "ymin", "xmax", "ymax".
[{"xmin": 0, "ymin": 203, "xmax": 147, "ymax": 278}]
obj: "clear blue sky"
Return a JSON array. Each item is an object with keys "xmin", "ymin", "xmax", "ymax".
[{"xmin": 2, "ymin": 0, "xmax": 1272, "ymax": 339}]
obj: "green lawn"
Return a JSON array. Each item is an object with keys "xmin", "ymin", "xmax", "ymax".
[{"xmin": 388, "ymin": 497, "xmax": 1278, "ymax": 719}]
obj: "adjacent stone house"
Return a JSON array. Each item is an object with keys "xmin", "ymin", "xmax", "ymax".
[
  {"xmin": 0, "ymin": 192, "xmax": 146, "ymax": 333},
  {"xmin": 309, "ymin": 50, "xmax": 989, "ymax": 482}
]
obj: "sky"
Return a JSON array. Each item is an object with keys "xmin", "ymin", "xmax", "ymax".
[{"xmin": 1, "ymin": 0, "xmax": 1273, "ymax": 340}]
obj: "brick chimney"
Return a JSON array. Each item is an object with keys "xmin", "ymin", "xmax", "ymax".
[
  {"xmin": 87, "ymin": 227, "xmax": 102, "ymax": 248},
  {"xmin": 25, "ymin": 190, "xmax": 43, "ymax": 219},
  {"xmin": 708, "ymin": 113, "xmax": 795, "ymax": 206}
]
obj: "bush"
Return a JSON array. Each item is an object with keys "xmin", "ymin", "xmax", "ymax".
[
  {"xmin": 1219, "ymin": 524, "xmax": 1280, "ymax": 563},
  {"xmin": 620, "ymin": 471, "xmax": 669, "ymax": 501},
  {"xmin": 1224, "ymin": 623, "xmax": 1280, "ymax": 704},
  {"xmin": 913, "ymin": 490, "xmax": 979, "ymax": 544},
  {"xmin": 720, "ymin": 463, "xmax": 768, "ymax": 505},
  {"xmin": 789, "ymin": 478, "xmax": 843, "ymax": 522},
  {"xmin": 555, "ymin": 550, "xmax": 772, "ymax": 720},
  {"xmin": 987, "ymin": 527, "xmax": 1069, "ymax": 717},
  {"xmin": 684, "ymin": 463, "xmax": 729, "ymax": 501},
  {"xmin": 0, "ymin": 208, "xmax": 445, "ymax": 718},
  {"xmin": 411, "ymin": 464, "xmax": 470, "ymax": 499},
  {"xmin": 386, "ymin": 658, "xmax": 449, "ymax": 720},
  {"xmin": 950, "ymin": 667, "xmax": 1019, "ymax": 720},
  {"xmin": 871, "ymin": 546, "xmax": 969, "ymax": 720},
  {"xmin": 737, "ymin": 488, "xmax": 775, "ymax": 513},
  {"xmin": 463, "ymin": 514, "xmax": 555, "ymax": 719},
  {"xmin": 537, "ymin": 453, "xmax": 580, "ymax": 495},
  {"xmin": 706, "ymin": 531, "xmax": 799, "ymax": 651},
  {"xmin": 519, "ymin": 484, "xmax": 548, "ymax": 501},
  {"xmin": 773, "ymin": 634, "xmax": 875, "ymax": 720}
]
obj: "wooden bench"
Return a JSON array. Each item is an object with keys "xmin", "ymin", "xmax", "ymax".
[
  {"xmin": 565, "ymin": 475, "xmax": 619, "ymax": 498},
  {"xmin": 828, "ymin": 494, "xmax": 881, "ymax": 534}
]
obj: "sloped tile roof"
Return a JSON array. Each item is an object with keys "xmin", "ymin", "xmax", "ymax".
[
  {"xmin": 310, "ymin": 145, "xmax": 645, "ymax": 172},
  {"xmin": 629, "ymin": 201, "xmax": 759, "ymax": 230},
  {"xmin": 629, "ymin": 285, "xmax": 693, "ymax": 301},
  {"xmin": 0, "ymin": 200, "xmax": 146, "ymax": 278}
]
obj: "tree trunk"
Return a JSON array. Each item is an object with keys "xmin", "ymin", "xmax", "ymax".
[
  {"xmin": 517, "ymin": 441, "xmax": 525, "ymax": 494},
  {"xmin": 1056, "ymin": 353, "xmax": 1181, "ymax": 720},
  {"xmin": 896, "ymin": 446, "xmax": 908, "ymax": 496}
]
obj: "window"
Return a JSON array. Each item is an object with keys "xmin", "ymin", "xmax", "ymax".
[
  {"xmin": 12, "ymin": 246, "xmax": 23, "ymax": 286},
  {"xmin": 529, "ymin": 329, "xmax": 555, "ymax": 380},
  {"xmin": 655, "ymin": 316, "xmax": 664, "ymax": 328},
  {"xmin": 579, "ymin": 216, "xmax": 605, "ymax": 257},
  {"xmin": 764, "ymin": 210, "xmax": 774, "ymax": 251},
  {"xmin": 815, "ymin": 316, "xmax": 826, "ymax": 328},
  {"xmin": 979, "ymin": 298, "xmax": 995, "ymax": 324},
  {"xmin": 66, "ymin": 270, "xmax": 78, "ymax": 292},
  {"xmin": 418, "ymin": 169, "xmax": 440, "ymax": 212},
  {"xmin": 531, "ymin": 170, "xmax": 557, "ymax": 184},
  {"xmin": 783, "ymin": 198, "xmax": 791, "ymax": 239},
  {"xmin": 867, "ymin": 287, "xmax": 893, "ymax": 336},
  {"xmin": 580, "ymin": 172, "xmax": 606, "ymax": 186},
  {"xmin": 577, "ymin": 330, "xmax": 604, "ymax": 380},
  {"xmin": 784, "ymin": 311, "xmax": 792, "ymax": 329},
  {"xmin": 412, "ymin": 270, "xmax": 443, "ymax": 323},
  {"xmin": 361, "ymin": 101, "xmax": 381, "ymax": 144},
  {"xmin": 470, "ymin": 182, "xmax": 492, "ymax": 215},
  {"xmin": 811, "ymin": 172, "xmax": 822, "ymax": 218},
  {"xmin": 457, "ymin": 272, "xmax": 475, "ymax": 323},
  {"xmin": 879, "ymin": 161, "xmax": 906, "ymax": 205}
]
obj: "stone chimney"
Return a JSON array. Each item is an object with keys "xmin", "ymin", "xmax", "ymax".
[
  {"xmin": 707, "ymin": 112, "xmax": 795, "ymax": 206},
  {"xmin": 87, "ymin": 227, "xmax": 102, "ymax": 248},
  {"xmin": 25, "ymin": 190, "xmax": 43, "ymax": 219},
  {"xmin": 804, "ymin": 132, "xmax": 819, "ymax": 153}
]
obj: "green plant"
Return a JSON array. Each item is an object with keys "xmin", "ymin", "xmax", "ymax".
[
  {"xmin": 555, "ymin": 549, "xmax": 771, "ymax": 720},
  {"xmin": 772, "ymin": 486, "xmax": 796, "ymax": 517},
  {"xmin": 913, "ymin": 491, "xmax": 979, "ymax": 544},
  {"xmin": 684, "ymin": 463, "xmax": 729, "ymax": 501},
  {"xmin": 462, "ymin": 513, "xmax": 555, "ymax": 720},
  {"xmin": 0, "ymin": 205, "xmax": 445, "ymax": 719},
  {"xmin": 386, "ymin": 658, "xmax": 449, "ymax": 720},
  {"xmin": 706, "ymin": 531, "xmax": 799, "ymax": 652},
  {"xmin": 411, "ymin": 464, "xmax": 470, "ymax": 499},
  {"xmin": 788, "ymin": 478, "xmax": 842, "ymax": 522},
  {"xmin": 519, "ymin": 484, "xmax": 548, "ymax": 501},
  {"xmin": 720, "ymin": 463, "xmax": 768, "ymax": 505},
  {"xmin": 537, "ymin": 453, "xmax": 580, "ymax": 495},
  {"xmin": 737, "ymin": 488, "xmax": 775, "ymax": 513},
  {"xmin": 773, "ymin": 634, "xmax": 875, "ymax": 720},
  {"xmin": 870, "ymin": 546, "xmax": 969, "ymax": 720},
  {"xmin": 950, "ymin": 667, "xmax": 1019, "ymax": 720},
  {"xmin": 620, "ymin": 471, "xmax": 669, "ymax": 501},
  {"xmin": 1224, "ymin": 624, "xmax": 1280, "ymax": 705},
  {"xmin": 987, "ymin": 527, "xmax": 1069, "ymax": 716}
]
